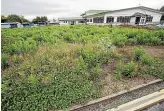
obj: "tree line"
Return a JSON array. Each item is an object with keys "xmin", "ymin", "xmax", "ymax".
[{"xmin": 1, "ymin": 14, "xmax": 48, "ymax": 24}]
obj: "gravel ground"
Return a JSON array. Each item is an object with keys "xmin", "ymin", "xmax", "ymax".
[
  {"xmin": 141, "ymin": 101, "xmax": 164, "ymax": 111},
  {"xmin": 71, "ymin": 81, "xmax": 164, "ymax": 111}
]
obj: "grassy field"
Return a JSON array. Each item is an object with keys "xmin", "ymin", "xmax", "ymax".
[{"xmin": 1, "ymin": 25, "xmax": 164, "ymax": 111}]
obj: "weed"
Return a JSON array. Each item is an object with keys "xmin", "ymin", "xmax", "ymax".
[
  {"xmin": 133, "ymin": 47, "xmax": 145, "ymax": 61},
  {"xmin": 116, "ymin": 61, "xmax": 137, "ymax": 78}
]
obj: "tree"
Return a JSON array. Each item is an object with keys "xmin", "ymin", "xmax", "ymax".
[
  {"xmin": 40, "ymin": 16, "xmax": 48, "ymax": 22},
  {"xmin": 1, "ymin": 15, "xmax": 7, "ymax": 23},
  {"xmin": 32, "ymin": 16, "xmax": 48, "ymax": 24},
  {"xmin": 6, "ymin": 14, "xmax": 29, "ymax": 23},
  {"xmin": 160, "ymin": 6, "xmax": 164, "ymax": 11},
  {"xmin": 7, "ymin": 14, "xmax": 22, "ymax": 23},
  {"xmin": 20, "ymin": 15, "xmax": 29, "ymax": 23},
  {"xmin": 32, "ymin": 16, "xmax": 40, "ymax": 24}
]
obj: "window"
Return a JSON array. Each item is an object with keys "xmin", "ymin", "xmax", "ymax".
[
  {"xmin": 10, "ymin": 24, "xmax": 18, "ymax": 28},
  {"xmin": 90, "ymin": 19, "xmax": 92, "ymax": 22},
  {"xmin": 146, "ymin": 16, "xmax": 153, "ymax": 22},
  {"xmin": 64, "ymin": 21, "xmax": 67, "ymax": 23},
  {"xmin": 125, "ymin": 16, "xmax": 131, "ymax": 23},
  {"xmin": 93, "ymin": 17, "xmax": 104, "ymax": 23},
  {"xmin": 79, "ymin": 21, "xmax": 85, "ymax": 23},
  {"xmin": 106, "ymin": 17, "xmax": 114, "ymax": 23},
  {"xmin": 87, "ymin": 19, "xmax": 89, "ymax": 22},
  {"xmin": 117, "ymin": 16, "xmax": 130, "ymax": 23},
  {"xmin": 161, "ymin": 15, "xmax": 164, "ymax": 20}
]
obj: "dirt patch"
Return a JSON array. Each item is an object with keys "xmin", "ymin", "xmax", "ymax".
[
  {"xmin": 117, "ymin": 46, "xmax": 164, "ymax": 58},
  {"xmin": 120, "ymin": 25, "xmax": 155, "ymax": 30},
  {"xmin": 143, "ymin": 46, "xmax": 164, "ymax": 58},
  {"xmin": 100, "ymin": 46, "xmax": 163, "ymax": 97},
  {"xmin": 101, "ymin": 63, "xmax": 157, "ymax": 97}
]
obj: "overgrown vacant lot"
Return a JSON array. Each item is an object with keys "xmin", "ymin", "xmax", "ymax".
[{"xmin": 1, "ymin": 25, "xmax": 164, "ymax": 111}]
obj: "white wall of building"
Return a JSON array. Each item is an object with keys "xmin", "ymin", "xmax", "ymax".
[
  {"xmin": 130, "ymin": 17, "xmax": 136, "ymax": 24},
  {"xmin": 17, "ymin": 23, "xmax": 23, "ymax": 28},
  {"xmin": 103, "ymin": 8, "xmax": 162, "ymax": 25},
  {"xmin": 59, "ymin": 21, "xmax": 69, "ymax": 25},
  {"xmin": 83, "ymin": 8, "xmax": 161, "ymax": 25},
  {"xmin": 1, "ymin": 24, "xmax": 11, "ymax": 28},
  {"xmin": 1, "ymin": 23, "xmax": 23, "ymax": 28},
  {"xmin": 87, "ymin": 18, "xmax": 93, "ymax": 24},
  {"xmin": 59, "ymin": 20, "xmax": 85, "ymax": 25}
]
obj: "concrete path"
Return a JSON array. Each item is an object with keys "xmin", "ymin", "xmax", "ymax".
[{"xmin": 107, "ymin": 89, "xmax": 164, "ymax": 111}]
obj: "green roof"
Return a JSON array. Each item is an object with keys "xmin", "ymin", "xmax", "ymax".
[{"xmin": 81, "ymin": 10, "xmax": 110, "ymax": 16}]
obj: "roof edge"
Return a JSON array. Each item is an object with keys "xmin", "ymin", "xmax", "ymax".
[{"xmin": 85, "ymin": 6, "xmax": 163, "ymax": 17}]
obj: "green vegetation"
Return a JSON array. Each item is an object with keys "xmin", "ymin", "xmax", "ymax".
[
  {"xmin": 1, "ymin": 14, "xmax": 29, "ymax": 23},
  {"xmin": 115, "ymin": 47, "xmax": 154, "ymax": 79},
  {"xmin": 1, "ymin": 25, "xmax": 164, "ymax": 111},
  {"xmin": 2, "ymin": 43, "xmax": 110, "ymax": 110},
  {"xmin": 146, "ymin": 58, "xmax": 164, "ymax": 79},
  {"xmin": 133, "ymin": 47, "xmax": 146, "ymax": 61},
  {"xmin": 116, "ymin": 61, "xmax": 137, "ymax": 78},
  {"xmin": 2, "ymin": 25, "xmax": 164, "ymax": 70}
]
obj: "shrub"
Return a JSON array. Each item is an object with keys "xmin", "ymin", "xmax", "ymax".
[
  {"xmin": 155, "ymin": 30, "xmax": 164, "ymax": 41},
  {"xmin": 89, "ymin": 65, "xmax": 101, "ymax": 81},
  {"xmin": 112, "ymin": 35, "xmax": 127, "ymax": 47},
  {"xmin": 136, "ymin": 33, "xmax": 150, "ymax": 45},
  {"xmin": 149, "ymin": 37, "xmax": 161, "ymax": 45},
  {"xmin": 127, "ymin": 33, "xmax": 136, "ymax": 39},
  {"xmin": 2, "ymin": 53, "xmax": 9, "ymax": 69},
  {"xmin": 116, "ymin": 61, "xmax": 137, "ymax": 78},
  {"xmin": 133, "ymin": 47, "xmax": 145, "ymax": 61},
  {"xmin": 127, "ymin": 38, "xmax": 137, "ymax": 45},
  {"xmin": 141, "ymin": 55, "xmax": 153, "ymax": 66},
  {"xmin": 143, "ymin": 58, "xmax": 164, "ymax": 79}
]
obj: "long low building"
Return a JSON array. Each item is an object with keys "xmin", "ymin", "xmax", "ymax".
[
  {"xmin": 83, "ymin": 6, "xmax": 164, "ymax": 25},
  {"xmin": 59, "ymin": 6, "xmax": 164, "ymax": 25},
  {"xmin": 58, "ymin": 17, "xmax": 85, "ymax": 25},
  {"xmin": 1, "ymin": 22, "xmax": 23, "ymax": 28}
]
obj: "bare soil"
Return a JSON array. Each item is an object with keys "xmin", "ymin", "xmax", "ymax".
[
  {"xmin": 117, "ymin": 46, "xmax": 164, "ymax": 58},
  {"xmin": 101, "ymin": 46, "xmax": 164, "ymax": 97}
]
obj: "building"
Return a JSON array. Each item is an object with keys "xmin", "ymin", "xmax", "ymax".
[
  {"xmin": 1, "ymin": 22, "xmax": 23, "ymax": 28},
  {"xmin": 58, "ymin": 6, "xmax": 164, "ymax": 26},
  {"xmin": 82, "ymin": 6, "xmax": 164, "ymax": 25},
  {"xmin": 48, "ymin": 22, "xmax": 60, "ymax": 25},
  {"xmin": 58, "ymin": 17, "xmax": 85, "ymax": 25},
  {"xmin": 46, "ymin": 19, "xmax": 60, "ymax": 25}
]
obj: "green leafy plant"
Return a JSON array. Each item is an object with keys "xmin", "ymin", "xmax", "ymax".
[
  {"xmin": 133, "ymin": 47, "xmax": 145, "ymax": 61},
  {"xmin": 116, "ymin": 61, "xmax": 137, "ymax": 78},
  {"xmin": 141, "ymin": 55, "xmax": 153, "ymax": 65}
]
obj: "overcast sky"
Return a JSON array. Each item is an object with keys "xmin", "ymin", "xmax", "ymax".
[{"xmin": 1, "ymin": 0, "xmax": 164, "ymax": 21}]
